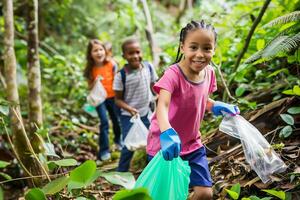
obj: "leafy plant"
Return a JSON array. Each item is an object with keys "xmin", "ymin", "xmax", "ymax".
[
  {"xmin": 112, "ymin": 187, "xmax": 152, "ymax": 200},
  {"xmin": 245, "ymin": 11, "xmax": 300, "ymax": 63},
  {"xmin": 24, "ymin": 160, "xmax": 136, "ymax": 198},
  {"xmin": 226, "ymin": 183, "xmax": 241, "ymax": 200},
  {"xmin": 279, "ymin": 108, "xmax": 299, "ymax": 138}
]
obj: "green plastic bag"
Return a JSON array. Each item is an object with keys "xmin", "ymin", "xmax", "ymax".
[
  {"xmin": 135, "ymin": 151, "xmax": 191, "ymax": 200},
  {"xmin": 83, "ymin": 103, "xmax": 98, "ymax": 117}
]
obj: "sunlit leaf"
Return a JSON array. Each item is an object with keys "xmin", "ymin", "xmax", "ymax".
[
  {"xmin": 235, "ymin": 86, "xmax": 246, "ymax": 97},
  {"xmin": 279, "ymin": 126, "xmax": 293, "ymax": 138},
  {"xmin": 231, "ymin": 183, "xmax": 240, "ymax": 197},
  {"xmin": 113, "ymin": 187, "xmax": 152, "ymax": 200},
  {"xmin": 282, "ymin": 89, "xmax": 294, "ymax": 95},
  {"xmin": 0, "ymin": 161, "xmax": 10, "ymax": 168},
  {"xmin": 25, "ymin": 188, "xmax": 46, "ymax": 200},
  {"xmin": 101, "ymin": 172, "xmax": 135, "ymax": 189},
  {"xmin": 42, "ymin": 176, "xmax": 69, "ymax": 195},
  {"xmin": 68, "ymin": 160, "xmax": 101, "ymax": 191},
  {"xmin": 280, "ymin": 114, "xmax": 294, "ymax": 125},
  {"xmin": 225, "ymin": 189, "xmax": 239, "ymax": 200},
  {"xmin": 256, "ymin": 39, "xmax": 265, "ymax": 50},
  {"xmin": 48, "ymin": 159, "xmax": 78, "ymax": 167},
  {"xmin": 262, "ymin": 189, "xmax": 285, "ymax": 200},
  {"xmin": 293, "ymin": 85, "xmax": 300, "ymax": 95}
]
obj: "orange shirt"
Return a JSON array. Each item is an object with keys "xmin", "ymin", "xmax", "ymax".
[{"xmin": 91, "ymin": 61, "xmax": 116, "ymax": 98}]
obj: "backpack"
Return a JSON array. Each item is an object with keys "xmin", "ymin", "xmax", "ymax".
[{"xmin": 119, "ymin": 61, "xmax": 153, "ymax": 97}]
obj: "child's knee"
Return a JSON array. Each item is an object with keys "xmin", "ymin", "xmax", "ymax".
[{"xmin": 191, "ymin": 186, "xmax": 213, "ymax": 200}]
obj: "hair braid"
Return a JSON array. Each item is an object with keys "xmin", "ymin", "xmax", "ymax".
[{"xmin": 173, "ymin": 20, "xmax": 217, "ymax": 64}]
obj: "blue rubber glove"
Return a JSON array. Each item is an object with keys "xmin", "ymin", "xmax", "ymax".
[
  {"xmin": 212, "ymin": 101, "xmax": 240, "ymax": 116},
  {"xmin": 160, "ymin": 128, "xmax": 181, "ymax": 161}
]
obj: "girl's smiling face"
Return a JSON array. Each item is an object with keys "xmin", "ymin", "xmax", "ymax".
[
  {"xmin": 91, "ymin": 43, "xmax": 106, "ymax": 65},
  {"xmin": 180, "ymin": 29, "xmax": 215, "ymax": 74}
]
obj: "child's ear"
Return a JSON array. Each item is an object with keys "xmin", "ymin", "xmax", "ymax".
[{"xmin": 180, "ymin": 42, "xmax": 184, "ymax": 53}]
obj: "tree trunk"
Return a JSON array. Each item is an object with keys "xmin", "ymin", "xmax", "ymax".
[
  {"xmin": 3, "ymin": 0, "xmax": 48, "ymax": 186},
  {"xmin": 140, "ymin": 0, "xmax": 160, "ymax": 68},
  {"xmin": 27, "ymin": 0, "xmax": 43, "ymax": 132}
]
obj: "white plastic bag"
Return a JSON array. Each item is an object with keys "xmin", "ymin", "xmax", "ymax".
[
  {"xmin": 87, "ymin": 77, "xmax": 107, "ymax": 107},
  {"xmin": 124, "ymin": 115, "xmax": 149, "ymax": 151},
  {"xmin": 219, "ymin": 115, "xmax": 287, "ymax": 183}
]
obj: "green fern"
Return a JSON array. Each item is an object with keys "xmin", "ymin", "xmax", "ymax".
[
  {"xmin": 245, "ymin": 11, "xmax": 300, "ymax": 63},
  {"xmin": 263, "ymin": 11, "xmax": 300, "ymax": 27},
  {"xmin": 244, "ymin": 50, "xmax": 263, "ymax": 63}
]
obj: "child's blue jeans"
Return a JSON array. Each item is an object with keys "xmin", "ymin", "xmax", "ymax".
[
  {"xmin": 117, "ymin": 114, "xmax": 150, "ymax": 172},
  {"xmin": 96, "ymin": 97, "xmax": 121, "ymax": 159}
]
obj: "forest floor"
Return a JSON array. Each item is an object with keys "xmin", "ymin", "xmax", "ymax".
[{"xmin": 1, "ymin": 97, "xmax": 300, "ymax": 199}]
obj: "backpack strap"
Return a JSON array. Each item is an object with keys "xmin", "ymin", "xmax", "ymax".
[
  {"xmin": 120, "ymin": 61, "xmax": 153, "ymax": 98},
  {"xmin": 120, "ymin": 67, "xmax": 126, "ymax": 98},
  {"xmin": 142, "ymin": 61, "xmax": 153, "ymax": 75}
]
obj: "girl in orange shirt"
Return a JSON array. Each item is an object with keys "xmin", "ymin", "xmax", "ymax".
[{"xmin": 84, "ymin": 39, "xmax": 121, "ymax": 161}]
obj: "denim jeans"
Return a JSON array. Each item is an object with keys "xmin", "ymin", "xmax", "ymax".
[
  {"xmin": 117, "ymin": 114, "xmax": 150, "ymax": 172},
  {"xmin": 96, "ymin": 97, "xmax": 121, "ymax": 158}
]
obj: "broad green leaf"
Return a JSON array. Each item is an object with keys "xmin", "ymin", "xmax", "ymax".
[
  {"xmin": 0, "ymin": 161, "xmax": 10, "ymax": 168},
  {"xmin": 25, "ymin": 188, "xmax": 46, "ymax": 200},
  {"xmin": 287, "ymin": 107, "xmax": 300, "ymax": 114},
  {"xmin": 101, "ymin": 172, "xmax": 135, "ymax": 189},
  {"xmin": 0, "ymin": 172, "xmax": 12, "ymax": 180},
  {"xmin": 235, "ymin": 86, "xmax": 246, "ymax": 97},
  {"xmin": 225, "ymin": 189, "xmax": 239, "ymax": 200},
  {"xmin": 280, "ymin": 114, "xmax": 294, "ymax": 125},
  {"xmin": 293, "ymin": 85, "xmax": 300, "ymax": 96},
  {"xmin": 261, "ymin": 198, "xmax": 272, "ymax": 200},
  {"xmin": 68, "ymin": 160, "xmax": 100, "ymax": 190},
  {"xmin": 48, "ymin": 159, "xmax": 78, "ymax": 167},
  {"xmin": 0, "ymin": 106, "xmax": 9, "ymax": 116},
  {"xmin": 262, "ymin": 189, "xmax": 285, "ymax": 200},
  {"xmin": 256, "ymin": 39, "xmax": 265, "ymax": 50},
  {"xmin": 279, "ymin": 126, "xmax": 293, "ymax": 138},
  {"xmin": 242, "ymin": 198, "xmax": 251, "ymax": 200},
  {"xmin": 282, "ymin": 89, "xmax": 294, "ymax": 95},
  {"xmin": 42, "ymin": 176, "xmax": 69, "ymax": 195},
  {"xmin": 113, "ymin": 187, "xmax": 152, "ymax": 200},
  {"xmin": 230, "ymin": 183, "xmax": 241, "ymax": 197}
]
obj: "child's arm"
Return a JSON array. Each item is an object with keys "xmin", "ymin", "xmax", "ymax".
[
  {"xmin": 156, "ymin": 89, "xmax": 172, "ymax": 132},
  {"xmin": 114, "ymin": 91, "xmax": 138, "ymax": 116},
  {"xmin": 206, "ymin": 98, "xmax": 215, "ymax": 112},
  {"xmin": 157, "ymin": 88, "xmax": 181, "ymax": 160}
]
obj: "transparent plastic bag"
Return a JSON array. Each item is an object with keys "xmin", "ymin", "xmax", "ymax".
[
  {"xmin": 220, "ymin": 115, "xmax": 287, "ymax": 183},
  {"xmin": 135, "ymin": 151, "xmax": 191, "ymax": 200},
  {"xmin": 87, "ymin": 77, "xmax": 107, "ymax": 107},
  {"xmin": 124, "ymin": 115, "xmax": 149, "ymax": 151}
]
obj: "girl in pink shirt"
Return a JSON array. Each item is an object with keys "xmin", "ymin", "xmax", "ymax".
[{"xmin": 147, "ymin": 20, "xmax": 239, "ymax": 200}]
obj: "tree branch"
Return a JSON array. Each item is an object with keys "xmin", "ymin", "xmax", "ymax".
[{"xmin": 233, "ymin": 0, "xmax": 271, "ymax": 71}]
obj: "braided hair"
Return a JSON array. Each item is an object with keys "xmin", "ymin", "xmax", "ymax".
[{"xmin": 174, "ymin": 20, "xmax": 217, "ymax": 63}]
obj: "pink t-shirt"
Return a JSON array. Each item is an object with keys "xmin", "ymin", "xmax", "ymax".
[{"xmin": 146, "ymin": 64, "xmax": 217, "ymax": 156}]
